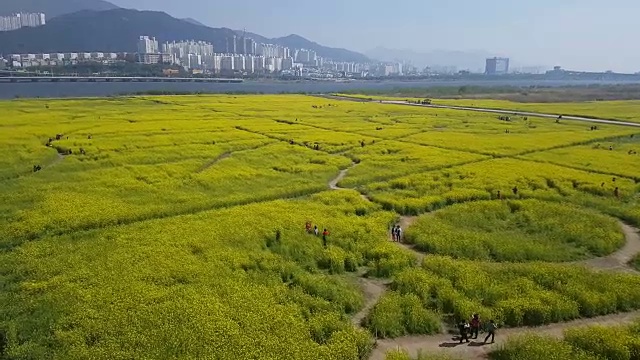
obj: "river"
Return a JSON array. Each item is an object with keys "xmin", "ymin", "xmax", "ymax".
[{"xmin": 2, "ymin": 79, "xmax": 640, "ymax": 99}]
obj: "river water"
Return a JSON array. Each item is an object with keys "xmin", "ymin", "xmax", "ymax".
[{"xmin": 2, "ymin": 79, "xmax": 640, "ymax": 99}]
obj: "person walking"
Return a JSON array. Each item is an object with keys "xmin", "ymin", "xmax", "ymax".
[
  {"xmin": 484, "ymin": 320, "xmax": 497, "ymax": 344},
  {"xmin": 322, "ymin": 229, "xmax": 329, "ymax": 248},
  {"xmin": 396, "ymin": 226, "xmax": 403, "ymax": 243},
  {"xmin": 314, "ymin": 225, "xmax": 319, "ymax": 236},
  {"xmin": 391, "ymin": 225, "xmax": 397, "ymax": 242},
  {"xmin": 458, "ymin": 320, "xmax": 470, "ymax": 344},
  {"xmin": 470, "ymin": 314, "xmax": 481, "ymax": 339}
]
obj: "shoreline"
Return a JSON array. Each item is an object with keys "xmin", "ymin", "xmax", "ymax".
[{"xmin": 4, "ymin": 79, "xmax": 640, "ymax": 99}]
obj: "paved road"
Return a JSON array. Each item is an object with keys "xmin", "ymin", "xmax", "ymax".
[
  {"xmin": 381, "ymin": 100, "xmax": 640, "ymax": 128},
  {"xmin": 319, "ymin": 95, "xmax": 640, "ymax": 128}
]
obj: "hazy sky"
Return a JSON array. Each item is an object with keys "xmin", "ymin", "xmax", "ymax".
[{"xmin": 109, "ymin": 0, "xmax": 640, "ymax": 72}]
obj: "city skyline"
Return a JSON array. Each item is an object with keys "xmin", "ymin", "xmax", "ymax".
[
  {"xmin": 107, "ymin": 0, "xmax": 640, "ymax": 73},
  {"xmin": 132, "ymin": 35, "xmax": 374, "ymax": 76}
]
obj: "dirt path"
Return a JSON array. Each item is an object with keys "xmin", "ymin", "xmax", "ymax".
[
  {"xmin": 327, "ymin": 166, "xmax": 426, "ymax": 263},
  {"xmin": 391, "ymin": 216, "xmax": 425, "ymax": 263},
  {"xmin": 368, "ymin": 221, "xmax": 640, "ymax": 360},
  {"xmin": 328, "ymin": 164, "xmax": 372, "ymax": 201},
  {"xmin": 369, "ymin": 310, "xmax": 640, "ymax": 360},
  {"xmin": 579, "ymin": 222, "xmax": 640, "ymax": 273},
  {"xmin": 352, "ymin": 278, "xmax": 390, "ymax": 327},
  {"xmin": 327, "ymin": 166, "xmax": 418, "ymax": 328},
  {"xmin": 328, "ymin": 163, "xmax": 640, "ymax": 360},
  {"xmin": 50, "ymin": 153, "xmax": 65, "ymax": 167},
  {"xmin": 196, "ymin": 153, "xmax": 230, "ymax": 173},
  {"xmin": 329, "ymin": 168, "xmax": 350, "ymax": 190}
]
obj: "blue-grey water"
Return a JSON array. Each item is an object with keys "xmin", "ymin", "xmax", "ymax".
[{"xmin": 2, "ymin": 79, "xmax": 640, "ymax": 99}]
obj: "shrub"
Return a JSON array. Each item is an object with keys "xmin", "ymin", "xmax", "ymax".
[
  {"xmin": 367, "ymin": 292, "xmax": 441, "ymax": 338},
  {"xmin": 491, "ymin": 334, "xmax": 598, "ymax": 360},
  {"xmin": 406, "ymin": 200, "xmax": 625, "ymax": 263},
  {"xmin": 565, "ymin": 326, "xmax": 631, "ymax": 360}
]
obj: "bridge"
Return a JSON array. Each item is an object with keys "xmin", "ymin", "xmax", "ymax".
[{"xmin": 0, "ymin": 76, "xmax": 244, "ymax": 83}]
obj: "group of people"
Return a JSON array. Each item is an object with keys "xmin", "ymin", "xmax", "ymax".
[
  {"xmin": 495, "ymin": 186, "xmax": 519, "ymax": 200},
  {"xmin": 390, "ymin": 225, "xmax": 404, "ymax": 242},
  {"xmin": 457, "ymin": 314, "xmax": 497, "ymax": 344},
  {"xmin": 305, "ymin": 221, "xmax": 330, "ymax": 247}
]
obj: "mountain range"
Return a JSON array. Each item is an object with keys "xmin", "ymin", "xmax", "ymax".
[
  {"xmin": 0, "ymin": 1, "xmax": 368, "ymax": 63},
  {"xmin": 0, "ymin": 0, "xmax": 119, "ymax": 18}
]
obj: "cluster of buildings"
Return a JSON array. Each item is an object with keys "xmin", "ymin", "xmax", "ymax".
[
  {"xmin": 4, "ymin": 32, "xmax": 518, "ymax": 78},
  {"xmin": 0, "ymin": 12, "xmax": 46, "ymax": 32},
  {"xmin": 134, "ymin": 35, "xmax": 364, "ymax": 76},
  {"xmin": 5, "ymin": 52, "xmax": 124, "ymax": 68}
]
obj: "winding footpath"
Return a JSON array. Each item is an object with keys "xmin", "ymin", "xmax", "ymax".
[
  {"xmin": 579, "ymin": 223, "xmax": 640, "ymax": 273},
  {"xmin": 329, "ymin": 168, "xmax": 350, "ymax": 190},
  {"xmin": 327, "ymin": 164, "xmax": 640, "ymax": 360},
  {"xmin": 196, "ymin": 152, "xmax": 231, "ymax": 173},
  {"xmin": 352, "ymin": 277, "xmax": 390, "ymax": 327}
]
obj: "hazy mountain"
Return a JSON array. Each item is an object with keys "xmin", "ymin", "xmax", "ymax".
[
  {"xmin": 242, "ymin": 31, "xmax": 369, "ymax": 63},
  {"xmin": 0, "ymin": 0, "xmax": 119, "ymax": 18},
  {"xmin": 182, "ymin": 17, "xmax": 205, "ymax": 27},
  {"xmin": 0, "ymin": 9, "xmax": 236, "ymax": 54},
  {"xmin": 0, "ymin": 8, "xmax": 367, "ymax": 63},
  {"xmin": 366, "ymin": 47, "xmax": 493, "ymax": 71}
]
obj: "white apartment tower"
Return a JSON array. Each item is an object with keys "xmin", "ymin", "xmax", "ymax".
[
  {"xmin": 137, "ymin": 36, "xmax": 159, "ymax": 55},
  {"xmin": 0, "ymin": 12, "xmax": 46, "ymax": 31}
]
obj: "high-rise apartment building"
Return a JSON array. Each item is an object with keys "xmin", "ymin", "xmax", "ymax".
[
  {"xmin": 0, "ymin": 13, "xmax": 45, "ymax": 31},
  {"xmin": 137, "ymin": 36, "xmax": 159, "ymax": 55},
  {"xmin": 221, "ymin": 56, "xmax": 235, "ymax": 71},
  {"xmin": 253, "ymin": 56, "xmax": 265, "ymax": 72},
  {"xmin": 244, "ymin": 38, "xmax": 256, "ymax": 55},
  {"xmin": 234, "ymin": 55, "xmax": 246, "ymax": 71},
  {"xmin": 244, "ymin": 55, "xmax": 255, "ymax": 73},
  {"xmin": 256, "ymin": 43, "xmax": 291, "ymax": 59},
  {"xmin": 230, "ymin": 35, "xmax": 238, "ymax": 54},
  {"xmin": 485, "ymin": 57, "xmax": 510, "ymax": 75},
  {"xmin": 282, "ymin": 58, "xmax": 294, "ymax": 71},
  {"xmin": 162, "ymin": 40, "xmax": 213, "ymax": 68},
  {"xmin": 137, "ymin": 36, "xmax": 161, "ymax": 64},
  {"xmin": 295, "ymin": 49, "xmax": 317, "ymax": 65}
]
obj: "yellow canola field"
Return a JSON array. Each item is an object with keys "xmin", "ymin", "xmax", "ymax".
[
  {"xmin": 1, "ymin": 94, "xmax": 640, "ymax": 360},
  {"xmin": 433, "ymin": 99, "xmax": 640, "ymax": 123}
]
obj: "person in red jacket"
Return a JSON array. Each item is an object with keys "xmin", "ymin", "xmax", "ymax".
[
  {"xmin": 470, "ymin": 314, "xmax": 481, "ymax": 339},
  {"xmin": 322, "ymin": 229, "xmax": 330, "ymax": 248}
]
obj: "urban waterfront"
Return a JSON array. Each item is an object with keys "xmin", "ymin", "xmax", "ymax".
[{"xmin": 4, "ymin": 79, "xmax": 640, "ymax": 99}]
